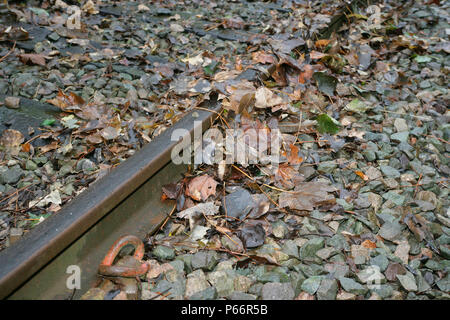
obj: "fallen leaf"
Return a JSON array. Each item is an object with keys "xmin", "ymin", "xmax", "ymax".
[
  {"xmin": 287, "ymin": 143, "xmax": 303, "ymax": 165},
  {"xmin": 310, "ymin": 50, "xmax": 327, "ymax": 60},
  {"xmin": 313, "ymin": 72, "xmax": 338, "ymax": 96},
  {"xmin": 361, "ymin": 239, "xmax": 377, "ymax": 249},
  {"xmin": 186, "ymin": 175, "xmax": 218, "ymax": 201},
  {"xmin": 0, "ymin": 129, "xmax": 24, "ymax": 149},
  {"xmin": 224, "ymin": 80, "xmax": 255, "ymax": 113},
  {"xmin": 317, "ymin": 113, "xmax": 340, "ymax": 135},
  {"xmin": 254, "ymin": 87, "xmax": 284, "ymax": 108},
  {"xmin": 279, "ymin": 181, "xmax": 337, "ymax": 211},
  {"xmin": 39, "ymin": 141, "xmax": 59, "ymax": 154},
  {"xmin": 100, "ymin": 126, "xmax": 120, "ymax": 140},
  {"xmin": 252, "ymin": 51, "xmax": 276, "ymax": 64},
  {"xmin": 177, "ymin": 201, "xmax": 219, "ymax": 230},
  {"xmin": 299, "ymin": 64, "xmax": 314, "ymax": 84},
  {"xmin": 355, "ymin": 170, "xmax": 369, "ymax": 181},
  {"xmin": 239, "ymin": 223, "xmax": 266, "ymax": 248},
  {"xmin": 315, "ymin": 39, "xmax": 331, "ymax": 49},
  {"xmin": 18, "ymin": 53, "xmax": 47, "ymax": 66}
]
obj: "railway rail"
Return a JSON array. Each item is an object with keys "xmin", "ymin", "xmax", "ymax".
[{"xmin": 0, "ymin": 95, "xmax": 221, "ymax": 299}]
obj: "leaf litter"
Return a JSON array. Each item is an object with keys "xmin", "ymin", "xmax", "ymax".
[{"xmin": 0, "ymin": 0, "xmax": 448, "ymax": 301}]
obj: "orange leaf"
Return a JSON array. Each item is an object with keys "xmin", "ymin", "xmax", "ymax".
[
  {"xmin": 299, "ymin": 64, "xmax": 313, "ymax": 84},
  {"xmin": 287, "ymin": 144, "xmax": 303, "ymax": 165},
  {"xmin": 315, "ymin": 39, "xmax": 331, "ymax": 49},
  {"xmin": 355, "ymin": 170, "xmax": 368, "ymax": 181},
  {"xmin": 21, "ymin": 142, "xmax": 31, "ymax": 153},
  {"xmin": 361, "ymin": 239, "xmax": 377, "ymax": 249}
]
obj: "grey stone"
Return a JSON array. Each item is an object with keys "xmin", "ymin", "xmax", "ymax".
[
  {"xmin": 325, "ymin": 263, "xmax": 350, "ymax": 279},
  {"xmin": 0, "ymin": 166, "xmax": 24, "ymax": 184},
  {"xmin": 370, "ymin": 255, "xmax": 389, "ymax": 272},
  {"xmin": 315, "ymin": 247, "xmax": 334, "ymax": 260},
  {"xmin": 185, "ymin": 269, "xmax": 210, "ymax": 298},
  {"xmin": 391, "ymin": 132, "xmax": 409, "ymax": 143},
  {"xmin": 317, "ymin": 161, "xmax": 337, "ymax": 173},
  {"xmin": 299, "ymin": 237, "xmax": 324, "ymax": 260},
  {"xmin": 152, "ymin": 245, "xmax": 175, "ymax": 260},
  {"xmin": 380, "ymin": 165, "xmax": 400, "ymax": 178},
  {"xmin": 281, "ymin": 240, "xmax": 299, "ymax": 258},
  {"xmin": 436, "ymin": 275, "xmax": 450, "ymax": 292},
  {"xmin": 261, "ymin": 282, "xmax": 295, "ymax": 300},
  {"xmin": 357, "ymin": 266, "xmax": 385, "ymax": 284},
  {"xmin": 378, "ymin": 221, "xmax": 404, "ymax": 241},
  {"xmin": 153, "ymin": 279, "xmax": 185, "ymax": 299},
  {"xmin": 317, "ymin": 278, "xmax": 338, "ymax": 300},
  {"xmin": 191, "ymin": 251, "xmax": 218, "ymax": 271},
  {"xmin": 397, "ymin": 272, "xmax": 417, "ymax": 291},
  {"xmin": 76, "ymin": 159, "xmax": 96, "ymax": 173},
  {"xmin": 234, "ymin": 275, "xmax": 254, "ymax": 292},
  {"xmin": 300, "ymin": 276, "xmax": 322, "ymax": 295},
  {"xmin": 25, "ymin": 160, "xmax": 38, "ymax": 171},
  {"xmin": 382, "ymin": 191, "xmax": 405, "ymax": 206},
  {"xmin": 228, "ymin": 292, "xmax": 257, "ymax": 300},
  {"xmin": 221, "ymin": 234, "xmax": 244, "ymax": 253},
  {"xmin": 370, "ymin": 284, "xmax": 393, "ymax": 299},
  {"xmin": 339, "ymin": 277, "xmax": 368, "ymax": 295},
  {"xmin": 394, "ymin": 118, "xmax": 408, "ymax": 132},
  {"xmin": 5, "ymin": 96, "xmax": 20, "ymax": 109},
  {"xmin": 207, "ymin": 270, "xmax": 235, "ymax": 297},
  {"xmin": 258, "ymin": 270, "xmax": 290, "ymax": 283},
  {"xmin": 189, "ymin": 286, "xmax": 217, "ymax": 300}
]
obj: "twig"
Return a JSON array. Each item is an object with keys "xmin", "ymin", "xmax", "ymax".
[
  {"xmin": 0, "ymin": 182, "xmax": 36, "ymax": 204},
  {"xmin": 231, "ymin": 164, "xmax": 296, "ymax": 193},
  {"xmin": 194, "ymin": 106, "xmax": 230, "ymax": 129},
  {"xmin": 0, "ymin": 41, "xmax": 16, "ymax": 63},
  {"xmin": 158, "ymin": 204, "xmax": 177, "ymax": 232}
]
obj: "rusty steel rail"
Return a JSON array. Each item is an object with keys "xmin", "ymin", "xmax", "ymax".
[{"xmin": 0, "ymin": 95, "xmax": 221, "ymax": 299}]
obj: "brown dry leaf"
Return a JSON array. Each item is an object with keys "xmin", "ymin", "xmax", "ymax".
[
  {"xmin": 274, "ymin": 163, "xmax": 304, "ymax": 189},
  {"xmin": 295, "ymin": 292, "xmax": 315, "ymax": 300},
  {"xmin": 186, "ymin": 175, "xmax": 218, "ymax": 202},
  {"xmin": 287, "ymin": 143, "xmax": 303, "ymax": 165},
  {"xmin": 224, "ymin": 80, "xmax": 255, "ymax": 113},
  {"xmin": 100, "ymin": 126, "xmax": 120, "ymax": 140},
  {"xmin": 222, "ymin": 17, "xmax": 245, "ymax": 29},
  {"xmin": 47, "ymin": 90, "xmax": 85, "ymax": 112},
  {"xmin": 251, "ymin": 51, "xmax": 276, "ymax": 64},
  {"xmin": 17, "ymin": 53, "xmax": 47, "ymax": 66},
  {"xmin": 279, "ymin": 181, "xmax": 337, "ymax": 211},
  {"xmin": 299, "ymin": 64, "xmax": 314, "ymax": 84},
  {"xmin": 315, "ymin": 39, "xmax": 331, "ymax": 49},
  {"xmin": 213, "ymin": 70, "xmax": 240, "ymax": 82},
  {"xmin": 39, "ymin": 141, "xmax": 59, "ymax": 154},
  {"xmin": 361, "ymin": 239, "xmax": 377, "ymax": 249},
  {"xmin": 0, "ymin": 129, "xmax": 24, "ymax": 155},
  {"xmin": 86, "ymin": 132, "xmax": 103, "ymax": 144},
  {"xmin": 0, "ymin": 129, "xmax": 24, "ymax": 148},
  {"xmin": 254, "ymin": 87, "xmax": 284, "ymax": 108},
  {"xmin": 309, "ymin": 50, "xmax": 327, "ymax": 60}
]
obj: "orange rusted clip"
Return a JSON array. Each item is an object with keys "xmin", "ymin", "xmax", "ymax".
[{"xmin": 98, "ymin": 235, "xmax": 149, "ymax": 277}]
